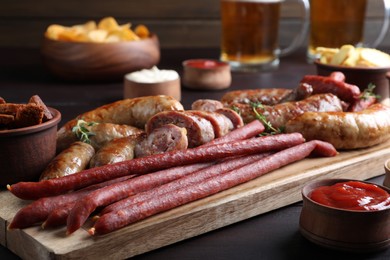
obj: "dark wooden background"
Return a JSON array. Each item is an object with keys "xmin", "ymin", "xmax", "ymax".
[{"xmin": 1, "ymin": 0, "xmax": 390, "ymax": 49}]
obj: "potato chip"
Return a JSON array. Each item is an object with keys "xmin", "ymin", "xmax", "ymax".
[
  {"xmin": 330, "ymin": 45, "xmax": 355, "ymax": 65},
  {"xmin": 360, "ymin": 48, "xmax": 390, "ymax": 67},
  {"xmin": 45, "ymin": 17, "xmax": 150, "ymax": 43},
  {"xmin": 88, "ymin": 29, "xmax": 109, "ymax": 42},
  {"xmin": 98, "ymin": 16, "xmax": 120, "ymax": 32}
]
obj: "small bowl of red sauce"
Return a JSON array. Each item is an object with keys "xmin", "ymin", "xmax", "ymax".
[
  {"xmin": 300, "ymin": 178, "xmax": 390, "ymax": 253},
  {"xmin": 182, "ymin": 59, "xmax": 231, "ymax": 90}
]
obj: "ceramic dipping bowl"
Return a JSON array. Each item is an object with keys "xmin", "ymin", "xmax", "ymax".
[
  {"xmin": 300, "ymin": 178, "xmax": 390, "ymax": 253},
  {"xmin": 315, "ymin": 61, "xmax": 390, "ymax": 105},
  {"xmin": 0, "ymin": 108, "xmax": 61, "ymax": 187},
  {"xmin": 41, "ymin": 34, "xmax": 160, "ymax": 81},
  {"xmin": 123, "ymin": 67, "xmax": 181, "ymax": 101},
  {"xmin": 182, "ymin": 59, "xmax": 231, "ymax": 90}
]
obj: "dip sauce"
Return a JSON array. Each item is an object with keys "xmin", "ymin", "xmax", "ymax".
[
  {"xmin": 184, "ymin": 59, "xmax": 227, "ymax": 69},
  {"xmin": 310, "ymin": 181, "xmax": 390, "ymax": 211}
]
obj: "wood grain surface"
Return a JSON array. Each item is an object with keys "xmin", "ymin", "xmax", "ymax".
[{"xmin": 1, "ymin": 140, "xmax": 390, "ymax": 259}]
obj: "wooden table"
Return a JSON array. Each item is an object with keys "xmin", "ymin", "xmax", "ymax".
[{"xmin": 0, "ymin": 47, "xmax": 389, "ymax": 259}]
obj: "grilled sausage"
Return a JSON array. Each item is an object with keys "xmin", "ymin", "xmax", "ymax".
[
  {"xmin": 285, "ymin": 103, "xmax": 390, "ymax": 149},
  {"xmin": 57, "ymin": 122, "xmax": 144, "ymax": 153},
  {"xmin": 146, "ymin": 110, "xmax": 215, "ymax": 147},
  {"xmin": 231, "ymin": 93, "xmax": 344, "ymax": 127},
  {"xmin": 215, "ymin": 108, "xmax": 244, "ymax": 129},
  {"xmin": 135, "ymin": 124, "xmax": 188, "ymax": 158},
  {"xmin": 57, "ymin": 95, "xmax": 184, "ymax": 151},
  {"xmin": 221, "ymin": 88, "xmax": 292, "ymax": 106},
  {"xmin": 40, "ymin": 141, "xmax": 95, "ymax": 181},
  {"xmin": 90, "ymin": 134, "xmax": 144, "ymax": 167}
]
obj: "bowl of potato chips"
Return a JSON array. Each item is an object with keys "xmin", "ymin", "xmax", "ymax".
[
  {"xmin": 41, "ymin": 17, "xmax": 160, "ymax": 81},
  {"xmin": 314, "ymin": 45, "xmax": 390, "ymax": 104}
]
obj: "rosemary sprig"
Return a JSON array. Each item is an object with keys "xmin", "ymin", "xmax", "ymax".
[
  {"xmin": 361, "ymin": 83, "xmax": 381, "ymax": 100},
  {"xmin": 250, "ymin": 102, "xmax": 283, "ymax": 135},
  {"xmin": 71, "ymin": 119, "xmax": 97, "ymax": 144}
]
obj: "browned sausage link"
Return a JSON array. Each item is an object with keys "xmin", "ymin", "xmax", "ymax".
[
  {"xmin": 300, "ymin": 75, "xmax": 361, "ymax": 103},
  {"xmin": 233, "ymin": 93, "xmax": 344, "ymax": 127},
  {"xmin": 8, "ymin": 175, "xmax": 133, "ymax": 229},
  {"xmin": 40, "ymin": 141, "xmax": 95, "ymax": 181},
  {"xmin": 146, "ymin": 110, "xmax": 215, "ymax": 147},
  {"xmin": 329, "ymin": 71, "xmax": 346, "ymax": 82},
  {"xmin": 89, "ymin": 140, "xmax": 337, "ymax": 235},
  {"xmin": 135, "ymin": 124, "xmax": 188, "ymax": 158},
  {"xmin": 205, "ymin": 120, "xmax": 264, "ymax": 146},
  {"xmin": 8, "ymin": 133, "xmax": 305, "ymax": 200},
  {"xmin": 66, "ymin": 162, "xmax": 213, "ymax": 234},
  {"xmin": 99, "ymin": 152, "xmax": 271, "ymax": 216},
  {"xmin": 221, "ymin": 88, "xmax": 292, "ymax": 106},
  {"xmin": 90, "ymin": 134, "xmax": 144, "ymax": 167},
  {"xmin": 56, "ymin": 95, "xmax": 184, "ymax": 151},
  {"xmin": 57, "ymin": 122, "xmax": 144, "ymax": 153},
  {"xmin": 185, "ymin": 110, "xmax": 233, "ymax": 138},
  {"xmin": 285, "ymin": 103, "xmax": 390, "ymax": 149},
  {"xmin": 191, "ymin": 99, "xmax": 224, "ymax": 112}
]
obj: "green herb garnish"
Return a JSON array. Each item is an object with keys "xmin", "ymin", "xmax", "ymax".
[
  {"xmin": 71, "ymin": 119, "xmax": 97, "ymax": 144},
  {"xmin": 361, "ymin": 83, "xmax": 381, "ymax": 100},
  {"xmin": 250, "ymin": 102, "xmax": 283, "ymax": 135}
]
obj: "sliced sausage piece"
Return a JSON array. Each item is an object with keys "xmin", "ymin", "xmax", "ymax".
[
  {"xmin": 186, "ymin": 110, "xmax": 233, "ymax": 138},
  {"xmin": 285, "ymin": 103, "xmax": 390, "ymax": 149},
  {"xmin": 135, "ymin": 124, "xmax": 188, "ymax": 158},
  {"xmin": 40, "ymin": 141, "xmax": 95, "ymax": 181},
  {"xmin": 215, "ymin": 108, "xmax": 244, "ymax": 129},
  {"xmin": 191, "ymin": 99, "xmax": 224, "ymax": 112},
  {"xmin": 90, "ymin": 134, "xmax": 144, "ymax": 167},
  {"xmin": 146, "ymin": 110, "xmax": 215, "ymax": 147}
]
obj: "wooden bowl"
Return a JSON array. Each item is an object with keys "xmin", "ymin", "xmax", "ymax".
[
  {"xmin": 182, "ymin": 59, "xmax": 231, "ymax": 90},
  {"xmin": 315, "ymin": 61, "xmax": 390, "ymax": 105},
  {"xmin": 300, "ymin": 178, "xmax": 390, "ymax": 253},
  {"xmin": 0, "ymin": 108, "xmax": 61, "ymax": 187},
  {"xmin": 41, "ymin": 34, "xmax": 160, "ymax": 81}
]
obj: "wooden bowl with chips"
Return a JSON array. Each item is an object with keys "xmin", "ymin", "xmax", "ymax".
[
  {"xmin": 41, "ymin": 34, "xmax": 160, "ymax": 81},
  {"xmin": 314, "ymin": 46, "xmax": 390, "ymax": 104},
  {"xmin": 0, "ymin": 107, "xmax": 61, "ymax": 187}
]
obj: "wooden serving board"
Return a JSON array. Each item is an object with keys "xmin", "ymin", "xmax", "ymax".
[{"xmin": 1, "ymin": 141, "xmax": 390, "ymax": 259}]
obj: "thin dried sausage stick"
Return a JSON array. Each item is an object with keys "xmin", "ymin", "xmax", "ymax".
[
  {"xmin": 9, "ymin": 133, "xmax": 304, "ymax": 200},
  {"xmin": 329, "ymin": 71, "xmax": 346, "ymax": 82},
  {"xmin": 205, "ymin": 120, "xmax": 264, "ymax": 146},
  {"xmin": 89, "ymin": 140, "xmax": 337, "ymax": 235},
  {"xmin": 8, "ymin": 175, "xmax": 133, "ymax": 229},
  {"xmin": 99, "ymin": 153, "xmax": 271, "ymax": 217},
  {"xmin": 66, "ymin": 162, "xmax": 213, "ymax": 234},
  {"xmin": 42, "ymin": 202, "xmax": 75, "ymax": 229}
]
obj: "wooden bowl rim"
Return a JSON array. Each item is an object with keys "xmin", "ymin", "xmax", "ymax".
[{"xmin": 0, "ymin": 107, "xmax": 61, "ymax": 137}]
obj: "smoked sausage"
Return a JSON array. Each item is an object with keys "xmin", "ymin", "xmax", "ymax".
[{"xmin": 285, "ymin": 103, "xmax": 390, "ymax": 149}]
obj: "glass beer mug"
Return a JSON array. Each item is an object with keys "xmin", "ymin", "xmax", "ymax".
[
  {"xmin": 307, "ymin": 0, "xmax": 390, "ymax": 62},
  {"xmin": 220, "ymin": 0, "xmax": 310, "ymax": 72}
]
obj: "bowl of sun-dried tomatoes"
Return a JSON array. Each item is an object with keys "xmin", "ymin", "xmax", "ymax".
[{"xmin": 0, "ymin": 95, "xmax": 61, "ymax": 186}]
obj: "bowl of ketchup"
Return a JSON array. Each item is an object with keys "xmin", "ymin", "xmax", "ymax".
[{"xmin": 300, "ymin": 178, "xmax": 390, "ymax": 253}]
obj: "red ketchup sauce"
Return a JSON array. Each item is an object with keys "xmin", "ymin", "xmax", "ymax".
[
  {"xmin": 185, "ymin": 60, "xmax": 227, "ymax": 69},
  {"xmin": 310, "ymin": 181, "xmax": 390, "ymax": 211}
]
